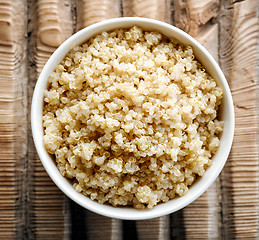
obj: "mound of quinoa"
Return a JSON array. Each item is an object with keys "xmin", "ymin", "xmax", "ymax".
[{"xmin": 43, "ymin": 26, "xmax": 223, "ymax": 209}]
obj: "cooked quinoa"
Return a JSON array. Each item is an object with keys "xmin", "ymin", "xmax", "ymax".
[{"xmin": 43, "ymin": 26, "xmax": 223, "ymax": 209}]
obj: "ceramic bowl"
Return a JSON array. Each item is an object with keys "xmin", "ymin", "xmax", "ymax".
[{"xmin": 31, "ymin": 17, "xmax": 234, "ymax": 220}]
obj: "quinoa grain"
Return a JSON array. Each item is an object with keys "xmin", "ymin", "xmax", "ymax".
[{"xmin": 43, "ymin": 26, "xmax": 223, "ymax": 209}]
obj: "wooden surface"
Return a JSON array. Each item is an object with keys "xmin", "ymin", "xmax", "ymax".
[{"xmin": 0, "ymin": 0, "xmax": 258, "ymax": 239}]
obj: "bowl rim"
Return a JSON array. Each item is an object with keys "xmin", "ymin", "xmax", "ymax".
[{"xmin": 31, "ymin": 17, "xmax": 235, "ymax": 220}]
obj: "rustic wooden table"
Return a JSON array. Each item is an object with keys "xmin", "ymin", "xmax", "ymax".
[{"xmin": 0, "ymin": 0, "xmax": 258, "ymax": 239}]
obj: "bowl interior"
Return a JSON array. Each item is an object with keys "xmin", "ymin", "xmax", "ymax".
[{"xmin": 31, "ymin": 17, "xmax": 234, "ymax": 220}]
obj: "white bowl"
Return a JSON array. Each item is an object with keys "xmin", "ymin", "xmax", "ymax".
[{"xmin": 31, "ymin": 17, "xmax": 234, "ymax": 220}]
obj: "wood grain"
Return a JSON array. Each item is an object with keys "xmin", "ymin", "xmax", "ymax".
[
  {"xmin": 136, "ymin": 216, "xmax": 170, "ymax": 240},
  {"xmin": 28, "ymin": 0, "xmax": 73, "ymax": 238},
  {"xmin": 85, "ymin": 211, "xmax": 122, "ymax": 240},
  {"xmin": 173, "ymin": 1, "xmax": 222, "ymax": 239},
  {"xmin": 0, "ymin": 0, "xmax": 27, "ymax": 238},
  {"xmin": 122, "ymin": 0, "xmax": 171, "ymax": 23},
  {"xmin": 35, "ymin": 0, "xmax": 73, "ymax": 75},
  {"xmin": 219, "ymin": 0, "xmax": 259, "ymax": 238},
  {"xmin": 174, "ymin": 0, "xmax": 218, "ymax": 36},
  {"xmin": 76, "ymin": 0, "xmax": 121, "ymax": 30}
]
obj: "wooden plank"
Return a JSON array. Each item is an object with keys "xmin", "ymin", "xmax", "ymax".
[
  {"xmin": 74, "ymin": 1, "xmax": 123, "ymax": 239},
  {"xmin": 76, "ymin": 0, "xmax": 122, "ymax": 30},
  {"xmin": 85, "ymin": 211, "xmax": 122, "ymax": 240},
  {"xmin": 219, "ymin": 0, "xmax": 259, "ymax": 238},
  {"xmin": 122, "ymin": 0, "xmax": 171, "ymax": 23},
  {"xmin": 0, "ymin": 0, "xmax": 27, "ymax": 238},
  {"xmin": 27, "ymin": 0, "xmax": 73, "ymax": 238},
  {"xmin": 174, "ymin": 0, "xmax": 218, "ymax": 36},
  {"xmin": 121, "ymin": 1, "xmax": 172, "ymax": 239},
  {"xmin": 35, "ymin": 0, "xmax": 73, "ymax": 75},
  {"xmin": 173, "ymin": 1, "xmax": 222, "ymax": 239},
  {"xmin": 136, "ymin": 216, "xmax": 170, "ymax": 240}
]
